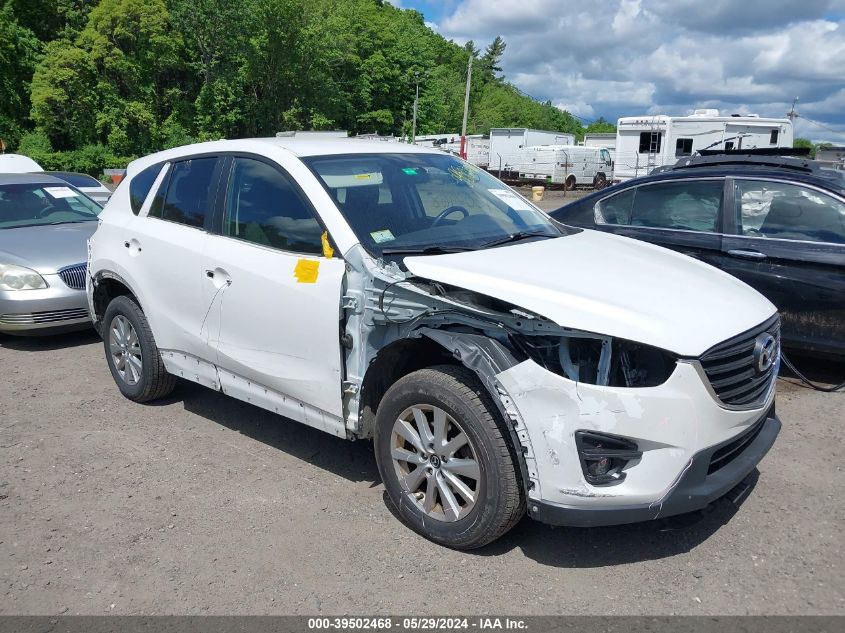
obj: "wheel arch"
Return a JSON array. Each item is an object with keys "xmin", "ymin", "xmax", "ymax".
[
  {"xmin": 91, "ymin": 271, "xmax": 143, "ymax": 333},
  {"xmin": 359, "ymin": 327, "xmax": 534, "ymax": 499}
]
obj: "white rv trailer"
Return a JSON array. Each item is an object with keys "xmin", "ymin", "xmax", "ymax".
[
  {"xmin": 519, "ymin": 145, "xmax": 613, "ymax": 188},
  {"xmin": 614, "ymin": 110, "xmax": 793, "ymax": 181},
  {"xmin": 488, "ymin": 128, "xmax": 576, "ymax": 175}
]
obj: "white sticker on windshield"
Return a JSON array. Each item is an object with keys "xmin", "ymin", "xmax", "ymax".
[
  {"xmin": 44, "ymin": 186, "xmax": 79, "ymax": 199},
  {"xmin": 489, "ymin": 188, "xmax": 533, "ymax": 211},
  {"xmin": 370, "ymin": 229, "xmax": 395, "ymax": 244}
]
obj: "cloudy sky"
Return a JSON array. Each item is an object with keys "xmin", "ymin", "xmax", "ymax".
[{"xmin": 394, "ymin": 0, "xmax": 845, "ymax": 144}]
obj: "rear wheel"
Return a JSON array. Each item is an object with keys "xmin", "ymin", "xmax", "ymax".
[
  {"xmin": 565, "ymin": 175, "xmax": 577, "ymax": 190},
  {"xmin": 374, "ymin": 365, "xmax": 524, "ymax": 549},
  {"xmin": 102, "ymin": 295, "xmax": 176, "ymax": 403}
]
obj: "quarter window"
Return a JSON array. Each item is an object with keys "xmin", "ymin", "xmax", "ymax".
[
  {"xmin": 158, "ymin": 158, "xmax": 218, "ymax": 228},
  {"xmin": 223, "ymin": 157, "xmax": 322, "ymax": 254},
  {"xmin": 770, "ymin": 129, "xmax": 779, "ymax": 145},
  {"xmin": 735, "ymin": 180, "xmax": 845, "ymax": 244},
  {"xmin": 129, "ymin": 163, "xmax": 163, "ymax": 215},
  {"xmin": 595, "ymin": 188, "xmax": 635, "ymax": 224}
]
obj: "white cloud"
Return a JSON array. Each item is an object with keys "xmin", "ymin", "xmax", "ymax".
[{"xmin": 432, "ymin": 0, "xmax": 845, "ymax": 142}]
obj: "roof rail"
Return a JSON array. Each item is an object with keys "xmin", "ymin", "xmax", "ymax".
[{"xmin": 670, "ymin": 150, "xmax": 817, "ymax": 174}]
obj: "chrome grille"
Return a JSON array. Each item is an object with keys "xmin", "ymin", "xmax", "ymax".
[
  {"xmin": 700, "ymin": 315, "xmax": 780, "ymax": 408},
  {"xmin": 58, "ymin": 263, "xmax": 87, "ymax": 290},
  {"xmin": 0, "ymin": 308, "xmax": 90, "ymax": 325}
]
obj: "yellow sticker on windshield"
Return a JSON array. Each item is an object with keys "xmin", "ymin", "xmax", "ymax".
[{"xmin": 294, "ymin": 259, "xmax": 319, "ymax": 283}]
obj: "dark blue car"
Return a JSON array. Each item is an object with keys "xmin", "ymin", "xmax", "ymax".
[{"xmin": 549, "ymin": 154, "xmax": 845, "ymax": 359}]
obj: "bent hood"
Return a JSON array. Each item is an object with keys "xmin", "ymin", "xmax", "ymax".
[
  {"xmin": 403, "ymin": 230, "xmax": 776, "ymax": 357},
  {"xmin": 0, "ymin": 222, "xmax": 97, "ymax": 274}
]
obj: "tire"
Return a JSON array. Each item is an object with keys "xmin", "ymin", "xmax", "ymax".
[
  {"xmin": 102, "ymin": 295, "xmax": 176, "ymax": 403},
  {"xmin": 564, "ymin": 175, "xmax": 577, "ymax": 191},
  {"xmin": 374, "ymin": 365, "xmax": 525, "ymax": 549},
  {"xmin": 593, "ymin": 172, "xmax": 608, "ymax": 189}
]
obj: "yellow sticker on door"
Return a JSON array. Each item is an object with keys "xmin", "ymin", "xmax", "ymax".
[{"xmin": 294, "ymin": 259, "xmax": 320, "ymax": 283}]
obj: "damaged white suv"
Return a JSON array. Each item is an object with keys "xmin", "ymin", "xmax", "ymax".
[{"xmin": 88, "ymin": 139, "xmax": 781, "ymax": 549}]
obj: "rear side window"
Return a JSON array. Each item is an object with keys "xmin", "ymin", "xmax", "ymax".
[
  {"xmin": 129, "ymin": 164, "xmax": 163, "ymax": 215},
  {"xmin": 158, "ymin": 158, "xmax": 218, "ymax": 228},
  {"xmin": 597, "ymin": 180, "xmax": 722, "ymax": 232},
  {"xmin": 630, "ymin": 180, "xmax": 722, "ymax": 232},
  {"xmin": 735, "ymin": 179, "xmax": 845, "ymax": 244},
  {"xmin": 223, "ymin": 157, "xmax": 322, "ymax": 254}
]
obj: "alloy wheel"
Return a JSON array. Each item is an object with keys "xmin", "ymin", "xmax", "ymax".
[
  {"xmin": 109, "ymin": 315, "xmax": 143, "ymax": 386},
  {"xmin": 390, "ymin": 404, "xmax": 481, "ymax": 522}
]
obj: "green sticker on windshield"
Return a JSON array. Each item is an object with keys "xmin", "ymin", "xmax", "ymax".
[{"xmin": 402, "ymin": 167, "xmax": 418, "ymax": 175}]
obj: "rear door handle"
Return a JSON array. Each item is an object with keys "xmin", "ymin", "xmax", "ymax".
[
  {"xmin": 727, "ymin": 249, "xmax": 767, "ymax": 261},
  {"xmin": 204, "ymin": 268, "xmax": 232, "ymax": 288}
]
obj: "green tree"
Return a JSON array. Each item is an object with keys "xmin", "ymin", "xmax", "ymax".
[
  {"xmin": 480, "ymin": 36, "xmax": 506, "ymax": 81},
  {"xmin": 31, "ymin": 0, "xmax": 187, "ymax": 153},
  {"xmin": 0, "ymin": 2, "xmax": 40, "ymax": 148},
  {"xmin": 793, "ymin": 137, "xmax": 817, "ymax": 158},
  {"xmin": 585, "ymin": 117, "xmax": 616, "ymax": 134}
]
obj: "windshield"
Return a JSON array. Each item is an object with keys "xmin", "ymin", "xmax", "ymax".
[
  {"xmin": 304, "ymin": 153, "xmax": 564, "ymax": 256},
  {"xmin": 47, "ymin": 172, "xmax": 103, "ymax": 188},
  {"xmin": 0, "ymin": 182, "xmax": 101, "ymax": 229}
]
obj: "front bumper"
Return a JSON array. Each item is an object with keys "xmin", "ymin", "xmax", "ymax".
[
  {"xmin": 495, "ymin": 358, "xmax": 779, "ymax": 524},
  {"xmin": 0, "ymin": 274, "xmax": 92, "ymax": 334},
  {"xmin": 529, "ymin": 406, "xmax": 780, "ymax": 526}
]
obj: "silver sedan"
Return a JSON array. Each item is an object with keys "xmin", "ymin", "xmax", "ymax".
[{"xmin": 0, "ymin": 173, "xmax": 101, "ymax": 334}]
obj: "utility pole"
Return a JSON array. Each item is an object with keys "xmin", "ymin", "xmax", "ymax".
[
  {"xmin": 411, "ymin": 71, "xmax": 420, "ymax": 144},
  {"xmin": 460, "ymin": 53, "xmax": 472, "ymax": 159},
  {"xmin": 787, "ymin": 96, "xmax": 799, "ymax": 126}
]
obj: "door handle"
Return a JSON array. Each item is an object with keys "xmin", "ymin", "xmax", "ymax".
[
  {"xmin": 204, "ymin": 268, "xmax": 232, "ymax": 288},
  {"xmin": 727, "ymin": 249, "xmax": 767, "ymax": 261}
]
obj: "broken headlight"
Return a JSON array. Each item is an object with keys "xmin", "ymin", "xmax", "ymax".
[{"xmin": 518, "ymin": 333, "xmax": 676, "ymax": 387}]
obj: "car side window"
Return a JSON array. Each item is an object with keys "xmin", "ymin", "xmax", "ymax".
[
  {"xmin": 595, "ymin": 188, "xmax": 635, "ymax": 224},
  {"xmin": 735, "ymin": 179, "xmax": 845, "ymax": 244},
  {"xmin": 223, "ymin": 157, "xmax": 322, "ymax": 254},
  {"xmin": 129, "ymin": 163, "xmax": 163, "ymax": 215},
  {"xmin": 627, "ymin": 180, "xmax": 722, "ymax": 232},
  {"xmin": 156, "ymin": 158, "xmax": 218, "ymax": 228}
]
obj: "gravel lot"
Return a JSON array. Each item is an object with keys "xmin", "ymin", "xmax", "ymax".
[{"xmin": 1, "ymin": 327, "xmax": 842, "ymax": 616}]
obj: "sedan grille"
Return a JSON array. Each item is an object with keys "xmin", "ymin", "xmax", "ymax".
[
  {"xmin": 58, "ymin": 263, "xmax": 87, "ymax": 290},
  {"xmin": 700, "ymin": 315, "xmax": 780, "ymax": 408},
  {"xmin": 0, "ymin": 308, "xmax": 90, "ymax": 325}
]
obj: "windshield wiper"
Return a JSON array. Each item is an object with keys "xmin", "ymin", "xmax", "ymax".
[
  {"xmin": 380, "ymin": 245, "xmax": 477, "ymax": 256},
  {"xmin": 479, "ymin": 231, "xmax": 558, "ymax": 248}
]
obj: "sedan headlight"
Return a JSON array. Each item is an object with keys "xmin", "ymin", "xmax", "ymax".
[{"xmin": 0, "ymin": 264, "xmax": 48, "ymax": 291}]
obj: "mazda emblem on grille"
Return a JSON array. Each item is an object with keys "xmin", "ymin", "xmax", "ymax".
[{"xmin": 753, "ymin": 333, "xmax": 777, "ymax": 374}]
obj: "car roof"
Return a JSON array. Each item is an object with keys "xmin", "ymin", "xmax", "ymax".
[
  {"xmin": 567, "ymin": 164, "xmax": 845, "ymax": 209},
  {"xmin": 125, "ymin": 137, "xmax": 448, "ymax": 179},
  {"xmin": 0, "ymin": 172, "xmax": 69, "ymax": 186}
]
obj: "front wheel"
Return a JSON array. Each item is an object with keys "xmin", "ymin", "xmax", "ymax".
[{"xmin": 374, "ymin": 365, "xmax": 525, "ymax": 549}]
